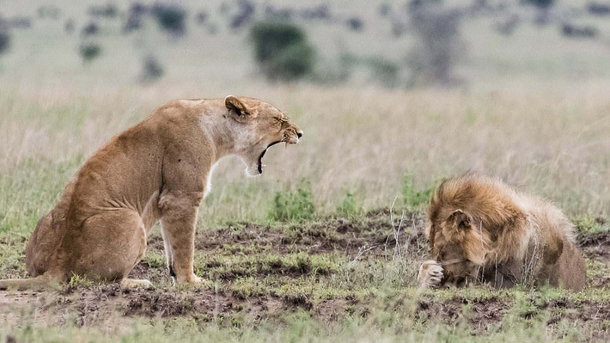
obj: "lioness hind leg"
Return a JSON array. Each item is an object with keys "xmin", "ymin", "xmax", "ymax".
[{"xmin": 71, "ymin": 209, "xmax": 148, "ymax": 283}]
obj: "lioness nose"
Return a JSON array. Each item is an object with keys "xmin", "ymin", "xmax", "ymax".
[{"xmin": 297, "ymin": 130, "xmax": 303, "ymax": 138}]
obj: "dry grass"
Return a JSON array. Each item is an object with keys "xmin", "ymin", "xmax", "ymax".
[
  {"xmin": 0, "ymin": 3, "xmax": 607, "ymax": 225},
  {"xmin": 1, "ymin": 83, "xmax": 608, "ymax": 227}
]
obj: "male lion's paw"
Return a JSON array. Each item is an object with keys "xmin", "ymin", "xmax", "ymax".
[{"xmin": 418, "ymin": 260, "xmax": 444, "ymax": 289}]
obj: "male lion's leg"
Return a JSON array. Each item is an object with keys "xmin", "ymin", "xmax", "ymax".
[
  {"xmin": 159, "ymin": 191, "xmax": 203, "ymax": 284},
  {"xmin": 72, "ymin": 209, "xmax": 149, "ymax": 284},
  {"xmin": 418, "ymin": 260, "xmax": 444, "ymax": 288}
]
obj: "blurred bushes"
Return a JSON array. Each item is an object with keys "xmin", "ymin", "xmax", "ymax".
[
  {"xmin": 0, "ymin": 19, "xmax": 10, "ymax": 56},
  {"xmin": 250, "ymin": 21, "xmax": 315, "ymax": 82},
  {"xmin": 561, "ymin": 23, "xmax": 598, "ymax": 38},
  {"xmin": 523, "ymin": 0, "xmax": 555, "ymax": 8},
  {"xmin": 364, "ymin": 56, "xmax": 399, "ymax": 88},
  {"xmin": 88, "ymin": 4, "xmax": 118, "ymax": 19},
  {"xmin": 37, "ymin": 6, "xmax": 60, "ymax": 20},
  {"xmin": 79, "ymin": 42, "xmax": 101, "ymax": 64},
  {"xmin": 230, "ymin": 0, "xmax": 255, "ymax": 30},
  {"xmin": 81, "ymin": 22, "xmax": 99, "ymax": 36},
  {"xmin": 123, "ymin": 2, "xmax": 187, "ymax": 36},
  {"xmin": 139, "ymin": 55, "xmax": 164, "ymax": 83},
  {"xmin": 345, "ymin": 17, "xmax": 364, "ymax": 31},
  {"xmin": 124, "ymin": 3, "xmax": 147, "ymax": 32},
  {"xmin": 588, "ymin": 2, "xmax": 610, "ymax": 15},
  {"xmin": 152, "ymin": 3, "xmax": 186, "ymax": 36}
]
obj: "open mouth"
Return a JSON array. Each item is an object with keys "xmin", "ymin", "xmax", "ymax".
[{"xmin": 257, "ymin": 141, "xmax": 282, "ymax": 174}]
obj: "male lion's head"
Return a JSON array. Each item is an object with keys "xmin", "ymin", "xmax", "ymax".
[
  {"xmin": 224, "ymin": 95, "xmax": 303, "ymax": 176},
  {"xmin": 426, "ymin": 209, "xmax": 492, "ymax": 287},
  {"xmin": 425, "ymin": 174, "xmax": 529, "ymax": 287}
]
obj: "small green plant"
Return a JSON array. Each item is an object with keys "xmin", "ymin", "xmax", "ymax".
[
  {"xmin": 574, "ymin": 215, "xmax": 607, "ymax": 234},
  {"xmin": 250, "ymin": 21, "xmax": 316, "ymax": 82},
  {"xmin": 268, "ymin": 179, "xmax": 316, "ymax": 221},
  {"xmin": 401, "ymin": 172, "xmax": 434, "ymax": 208},
  {"xmin": 336, "ymin": 191, "xmax": 363, "ymax": 216},
  {"xmin": 67, "ymin": 274, "xmax": 93, "ymax": 288}
]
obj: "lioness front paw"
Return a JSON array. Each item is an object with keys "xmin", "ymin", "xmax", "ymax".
[
  {"xmin": 176, "ymin": 273, "xmax": 202, "ymax": 284},
  {"xmin": 418, "ymin": 260, "xmax": 444, "ymax": 288}
]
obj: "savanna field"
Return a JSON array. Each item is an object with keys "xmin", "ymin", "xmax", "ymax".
[{"xmin": 0, "ymin": 0, "xmax": 609, "ymax": 342}]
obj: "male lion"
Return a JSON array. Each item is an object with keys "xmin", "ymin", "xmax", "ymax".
[
  {"xmin": 0, "ymin": 96, "xmax": 302, "ymax": 290},
  {"xmin": 418, "ymin": 173, "xmax": 586, "ymax": 290}
]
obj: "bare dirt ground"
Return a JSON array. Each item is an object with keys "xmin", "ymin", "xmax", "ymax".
[{"xmin": 0, "ymin": 211, "xmax": 608, "ymax": 337}]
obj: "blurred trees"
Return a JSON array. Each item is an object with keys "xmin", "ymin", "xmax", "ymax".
[
  {"xmin": 79, "ymin": 42, "xmax": 101, "ymax": 64},
  {"xmin": 250, "ymin": 21, "xmax": 315, "ymax": 82},
  {"xmin": 523, "ymin": 0, "xmax": 555, "ymax": 9},
  {"xmin": 0, "ymin": 18, "xmax": 10, "ymax": 57},
  {"xmin": 407, "ymin": 0, "xmax": 464, "ymax": 86}
]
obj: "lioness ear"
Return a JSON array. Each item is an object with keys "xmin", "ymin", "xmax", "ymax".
[
  {"xmin": 449, "ymin": 210, "xmax": 471, "ymax": 230},
  {"xmin": 225, "ymin": 95, "xmax": 250, "ymax": 117}
]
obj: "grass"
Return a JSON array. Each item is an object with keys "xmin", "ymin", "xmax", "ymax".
[{"xmin": 1, "ymin": 211, "xmax": 608, "ymax": 342}]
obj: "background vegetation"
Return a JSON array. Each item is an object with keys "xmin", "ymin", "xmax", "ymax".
[{"xmin": 0, "ymin": 0, "xmax": 608, "ymax": 342}]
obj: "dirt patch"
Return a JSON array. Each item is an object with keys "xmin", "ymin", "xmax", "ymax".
[
  {"xmin": 193, "ymin": 212, "xmax": 427, "ymax": 259},
  {"xmin": 416, "ymin": 296, "xmax": 509, "ymax": 332},
  {"xmin": 580, "ymin": 231, "xmax": 610, "ymax": 262},
  {"xmin": 2, "ymin": 286, "xmax": 608, "ymax": 333},
  {"xmin": 0, "ymin": 285, "xmax": 321, "ymax": 327}
]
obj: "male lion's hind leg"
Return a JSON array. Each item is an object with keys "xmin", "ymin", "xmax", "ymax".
[
  {"xmin": 72, "ymin": 209, "xmax": 151, "ymax": 287},
  {"xmin": 418, "ymin": 260, "xmax": 444, "ymax": 288}
]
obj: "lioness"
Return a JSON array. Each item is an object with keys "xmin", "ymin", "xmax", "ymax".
[
  {"xmin": 418, "ymin": 173, "xmax": 586, "ymax": 290},
  {"xmin": 0, "ymin": 96, "xmax": 302, "ymax": 290}
]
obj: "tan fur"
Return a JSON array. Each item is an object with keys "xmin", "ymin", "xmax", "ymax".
[
  {"xmin": 0, "ymin": 96, "xmax": 302, "ymax": 290},
  {"xmin": 419, "ymin": 173, "xmax": 585, "ymax": 290}
]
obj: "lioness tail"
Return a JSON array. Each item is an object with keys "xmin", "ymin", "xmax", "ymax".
[{"xmin": 0, "ymin": 275, "xmax": 56, "ymax": 291}]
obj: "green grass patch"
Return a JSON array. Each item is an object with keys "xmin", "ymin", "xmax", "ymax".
[{"xmin": 268, "ymin": 179, "xmax": 316, "ymax": 222}]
